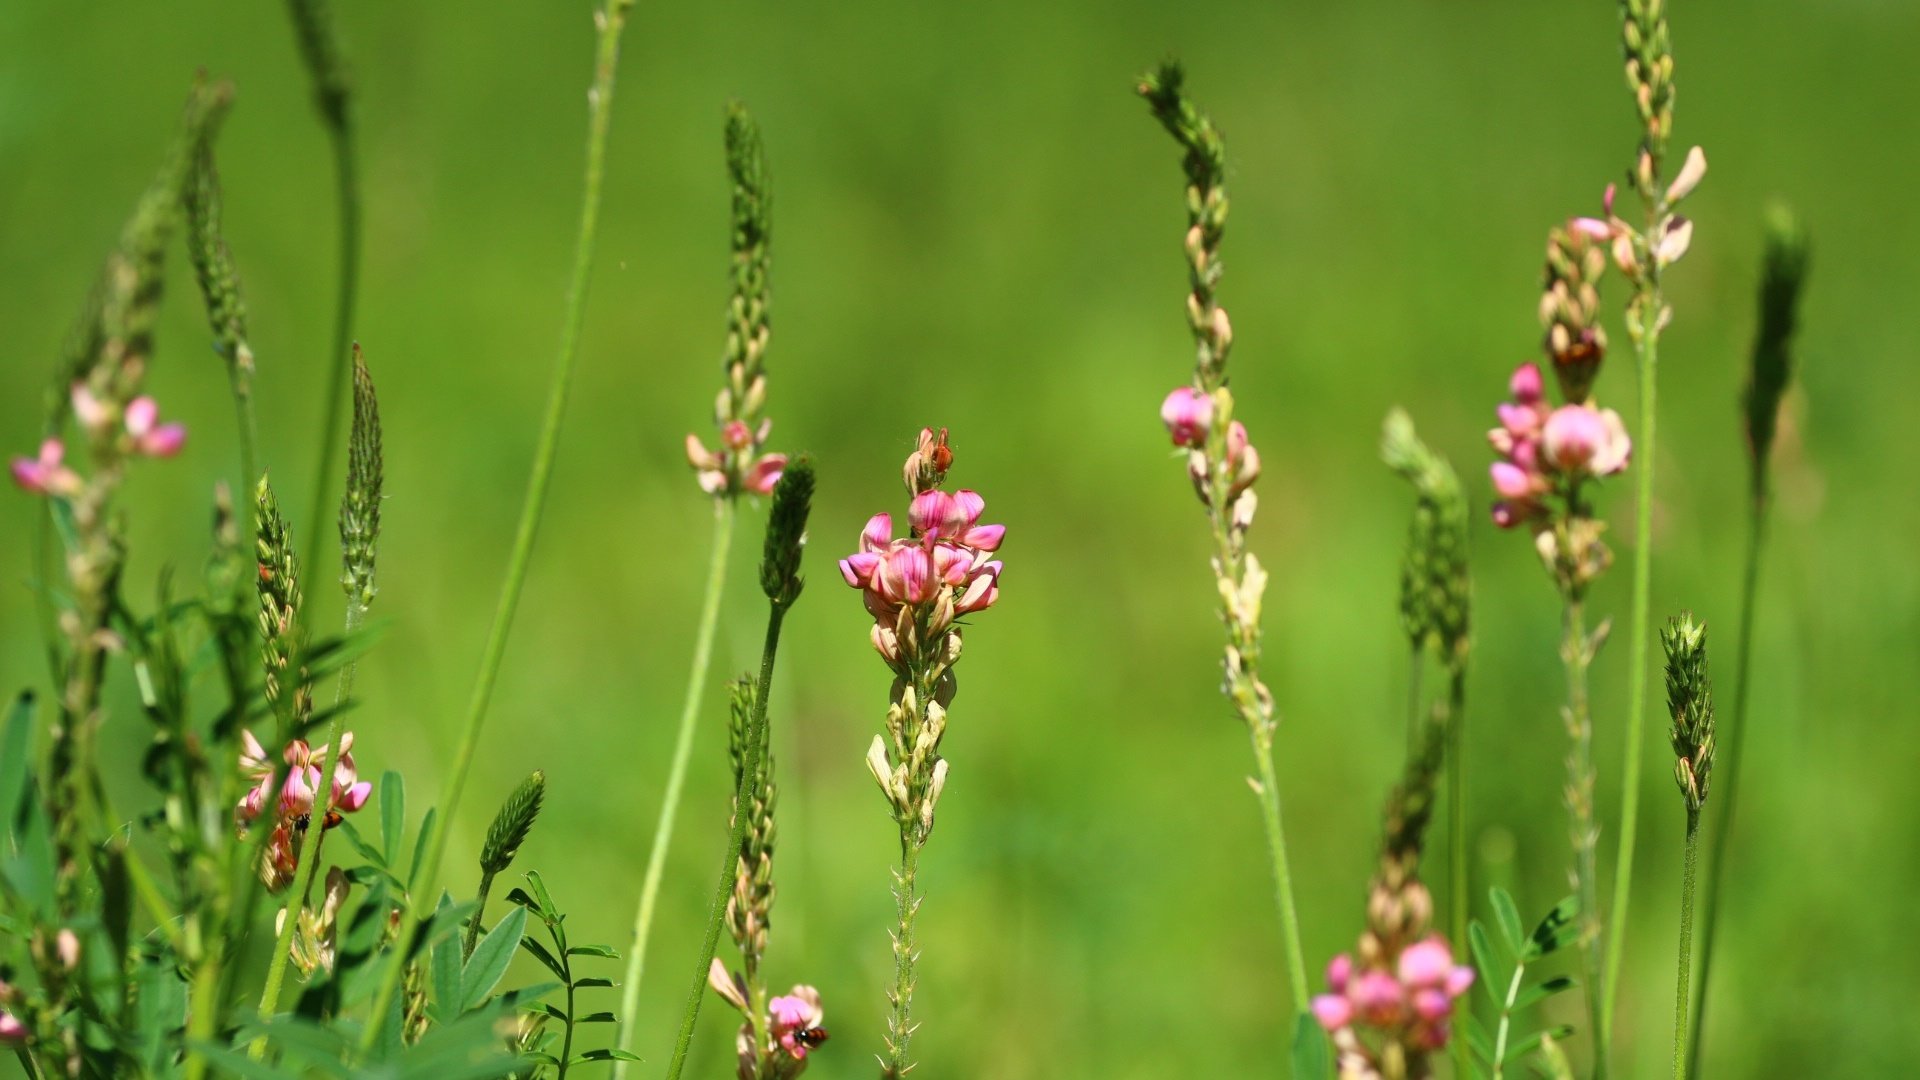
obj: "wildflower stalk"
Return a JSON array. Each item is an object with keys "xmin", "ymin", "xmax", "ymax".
[
  {"xmin": 618, "ymin": 104, "xmax": 779, "ymax": 1070},
  {"xmin": 1606, "ymin": 0, "xmax": 1702, "ymax": 1038},
  {"xmin": 358, "ymin": 0, "xmax": 637, "ymax": 1048},
  {"xmin": 665, "ymin": 461, "xmax": 813, "ymax": 1080},
  {"xmin": 282, "ymin": 0, "xmax": 364, "ymax": 567},
  {"xmin": 1687, "ymin": 206, "xmax": 1806, "ymax": 1075},
  {"xmin": 255, "ymin": 350, "xmax": 381, "ymax": 1035},
  {"xmin": 1139, "ymin": 61, "xmax": 1308, "ymax": 1009},
  {"xmin": 1561, "ymin": 594, "xmax": 1605, "ymax": 1073},
  {"xmin": 1661, "ymin": 613, "xmax": 1714, "ymax": 1080},
  {"xmin": 467, "ymin": 770, "xmax": 547, "ymax": 957}
]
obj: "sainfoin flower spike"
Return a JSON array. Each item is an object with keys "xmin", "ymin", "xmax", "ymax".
[
  {"xmin": 707, "ymin": 960, "xmax": 826, "ymax": 1079},
  {"xmin": 844, "ymin": 426, "xmax": 1003, "ymax": 1076},
  {"xmin": 234, "ymin": 730, "xmax": 374, "ymax": 891}
]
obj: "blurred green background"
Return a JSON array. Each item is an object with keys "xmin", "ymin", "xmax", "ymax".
[{"xmin": 3, "ymin": 0, "xmax": 1916, "ymax": 1075}]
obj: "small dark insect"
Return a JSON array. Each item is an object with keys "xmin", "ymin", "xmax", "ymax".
[
  {"xmin": 792, "ymin": 1027, "xmax": 829, "ymax": 1050},
  {"xmin": 292, "ymin": 810, "xmax": 345, "ymax": 834}
]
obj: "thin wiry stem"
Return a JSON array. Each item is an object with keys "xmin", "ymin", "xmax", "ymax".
[
  {"xmin": 665, "ymin": 607, "xmax": 787, "ymax": 1080},
  {"xmin": 1672, "ymin": 808, "xmax": 1700, "ymax": 1080},
  {"xmin": 612, "ymin": 498, "xmax": 737, "ymax": 1074},
  {"xmin": 1446, "ymin": 663, "xmax": 1470, "ymax": 1080},
  {"xmin": 881, "ymin": 831, "xmax": 926, "ymax": 1078},
  {"xmin": 1250, "ymin": 725, "xmax": 1309, "ymax": 1007},
  {"xmin": 1562, "ymin": 596, "xmax": 1605, "ymax": 1078},
  {"xmin": 1686, "ymin": 497, "xmax": 1765, "ymax": 1073},
  {"xmin": 300, "ymin": 90, "xmax": 362, "ymax": 570},
  {"xmin": 358, "ymin": 0, "xmax": 637, "ymax": 1048},
  {"xmin": 1603, "ymin": 293, "xmax": 1661, "ymax": 1054}
]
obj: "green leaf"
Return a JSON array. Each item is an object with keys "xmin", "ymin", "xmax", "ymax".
[
  {"xmin": 524, "ymin": 870, "xmax": 555, "ymax": 921},
  {"xmin": 1461, "ymin": 1011, "xmax": 1494, "ymax": 1066},
  {"xmin": 1506, "ymin": 1024, "xmax": 1575, "ymax": 1061},
  {"xmin": 0, "ymin": 691, "xmax": 34, "ymax": 848},
  {"xmin": 334, "ymin": 817, "xmax": 392, "ymax": 873},
  {"xmin": 574, "ymin": 1048, "xmax": 644, "ymax": 1062},
  {"xmin": 518, "ymin": 936, "xmax": 567, "ymax": 982},
  {"xmin": 239, "ymin": 1019, "xmax": 356, "ymax": 1077},
  {"xmin": 408, "ymin": 807, "xmax": 439, "ymax": 894},
  {"xmin": 460, "ymin": 904, "xmax": 528, "ymax": 1011},
  {"xmin": 1530, "ymin": 896, "xmax": 1581, "ymax": 957},
  {"xmin": 571, "ymin": 976, "xmax": 614, "ymax": 989},
  {"xmin": 1290, "ymin": 1011, "xmax": 1330, "ymax": 1079},
  {"xmin": 3, "ymin": 787, "xmax": 57, "ymax": 915},
  {"xmin": 565, "ymin": 943, "xmax": 617, "ymax": 959},
  {"xmin": 1468, "ymin": 922, "xmax": 1504, "ymax": 1004},
  {"xmin": 431, "ymin": 902, "xmax": 464, "ymax": 1021},
  {"xmin": 541, "ymin": 1002, "xmax": 570, "ymax": 1023},
  {"xmin": 379, "ymin": 770, "xmax": 405, "ymax": 863},
  {"xmin": 504, "ymin": 887, "xmax": 541, "ymax": 916},
  {"xmin": 575, "ymin": 1011, "xmax": 617, "ymax": 1024},
  {"xmin": 1512, "ymin": 975, "xmax": 1578, "ymax": 1013},
  {"xmin": 1489, "ymin": 887, "xmax": 1525, "ymax": 956}
]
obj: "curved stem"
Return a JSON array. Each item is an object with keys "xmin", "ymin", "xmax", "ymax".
[
  {"xmin": 1672, "ymin": 809, "xmax": 1700, "ymax": 1080},
  {"xmin": 1562, "ymin": 597, "xmax": 1605, "ymax": 1078},
  {"xmin": 301, "ymin": 117, "xmax": 362, "ymax": 570},
  {"xmin": 1604, "ymin": 295, "xmax": 1661, "ymax": 1052},
  {"xmin": 611, "ymin": 499, "xmax": 736, "ymax": 1075},
  {"xmin": 358, "ymin": 0, "xmax": 637, "ymax": 1049},
  {"xmin": 665, "ymin": 607, "xmax": 787, "ymax": 1080},
  {"xmin": 1686, "ymin": 497, "xmax": 1766, "ymax": 1074},
  {"xmin": 1251, "ymin": 726, "xmax": 1310, "ymax": 1008}
]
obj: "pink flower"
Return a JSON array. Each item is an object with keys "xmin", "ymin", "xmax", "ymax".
[
  {"xmin": 745, "ymin": 453, "xmax": 787, "ymax": 495},
  {"xmin": 10, "ymin": 439, "xmax": 80, "ymax": 497},
  {"xmin": 768, "ymin": 987, "xmax": 826, "ymax": 1060},
  {"xmin": 234, "ymin": 730, "xmax": 375, "ymax": 890},
  {"xmin": 1160, "ymin": 386, "xmax": 1213, "ymax": 447},
  {"xmin": 1396, "ymin": 937, "xmax": 1454, "ymax": 986},
  {"xmin": 1311, "ymin": 994, "xmax": 1354, "ymax": 1032},
  {"xmin": 1542, "ymin": 405, "xmax": 1631, "ymax": 477},
  {"xmin": 0, "ymin": 1009, "xmax": 24, "ymax": 1045},
  {"xmin": 124, "ymin": 397, "xmax": 186, "ymax": 457},
  {"xmin": 843, "ymin": 465, "xmax": 1006, "ymax": 661}
]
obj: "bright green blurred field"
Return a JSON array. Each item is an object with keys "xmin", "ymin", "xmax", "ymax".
[{"xmin": 3, "ymin": 1, "xmax": 1917, "ymax": 1075}]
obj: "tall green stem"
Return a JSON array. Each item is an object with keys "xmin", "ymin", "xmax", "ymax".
[
  {"xmin": 1562, "ymin": 597, "xmax": 1605, "ymax": 1078},
  {"xmin": 664, "ymin": 608, "xmax": 787, "ymax": 1080},
  {"xmin": 358, "ymin": 0, "xmax": 636, "ymax": 1048},
  {"xmin": 1446, "ymin": 663, "xmax": 1470, "ymax": 1080},
  {"xmin": 611, "ymin": 498, "xmax": 736, "ymax": 1075},
  {"xmin": 1686, "ymin": 498, "xmax": 1765, "ymax": 1074},
  {"xmin": 1671, "ymin": 808, "xmax": 1700, "ymax": 1080},
  {"xmin": 1603, "ymin": 295, "xmax": 1661, "ymax": 1050},
  {"xmin": 881, "ymin": 832, "xmax": 926, "ymax": 1078},
  {"xmin": 301, "ymin": 103, "xmax": 361, "ymax": 570},
  {"xmin": 1251, "ymin": 726, "xmax": 1309, "ymax": 1008}
]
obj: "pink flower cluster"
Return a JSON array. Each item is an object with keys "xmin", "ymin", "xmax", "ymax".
[
  {"xmin": 235, "ymin": 730, "xmax": 373, "ymax": 890},
  {"xmin": 1160, "ymin": 386, "xmax": 1260, "ymax": 503},
  {"xmin": 1488, "ymin": 362, "xmax": 1630, "ymax": 529},
  {"xmin": 839, "ymin": 471, "xmax": 1004, "ymax": 663},
  {"xmin": 686, "ymin": 419, "xmax": 786, "ymax": 496},
  {"xmin": 10, "ymin": 387, "xmax": 186, "ymax": 496},
  {"xmin": 1312, "ymin": 936, "xmax": 1475, "ymax": 1055},
  {"xmin": 709, "ymin": 960, "xmax": 827, "ymax": 1079}
]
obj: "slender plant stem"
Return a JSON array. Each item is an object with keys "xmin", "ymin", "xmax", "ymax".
[
  {"xmin": 1492, "ymin": 956, "xmax": 1528, "ymax": 1080},
  {"xmin": 665, "ymin": 608, "xmax": 787, "ymax": 1080},
  {"xmin": 1251, "ymin": 726, "xmax": 1310, "ymax": 1008},
  {"xmin": 1604, "ymin": 294, "xmax": 1662, "ymax": 1050},
  {"xmin": 558, "ymin": 959, "xmax": 578, "ymax": 1080},
  {"xmin": 611, "ymin": 498, "xmax": 736, "ymax": 1075},
  {"xmin": 882, "ymin": 833, "xmax": 925, "ymax": 1078},
  {"xmin": 1446, "ymin": 662, "xmax": 1470, "ymax": 1080},
  {"xmin": 463, "ymin": 868, "xmax": 497, "ymax": 960},
  {"xmin": 1686, "ymin": 497, "xmax": 1766, "ymax": 1074},
  {"xmin": 358, "ymin": 0, "xmax": 637, "ymax": 1049},
  {"xmin": 1562, "ymin": 596, "xmax": 1605, "ymax": 1078},
  {"xmin": 14, "ymin": 1047, "xmax": 45, "ymax": 1080},
  {"xmin": 1671, "ymin": 808, "xmax": 1700, "ymax": 1080},
  {"xmin": 301, "ymin": 116, "xmax": 361, "ymax": 571}
]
